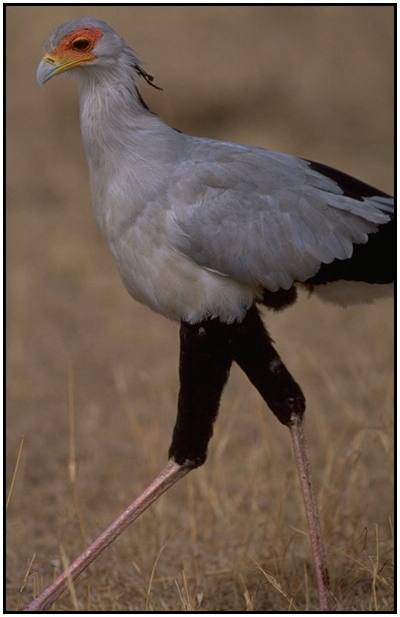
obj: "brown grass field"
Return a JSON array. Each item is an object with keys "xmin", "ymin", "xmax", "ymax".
[{"xmin": 6, "ymin": 5, "xmax": 394, "ymax": 612}]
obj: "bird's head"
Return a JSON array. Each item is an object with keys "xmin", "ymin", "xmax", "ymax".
[{"xmin": 37, "ymin": 17, "xmax": 136, "ymax": 85}]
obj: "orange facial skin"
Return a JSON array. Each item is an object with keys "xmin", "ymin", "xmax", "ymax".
[{"xmin": 50, "ymin": 26, "xmax": 103, "ymax": 65}]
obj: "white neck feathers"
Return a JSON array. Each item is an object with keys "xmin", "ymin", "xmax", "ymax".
[{"xmin": 78, "ymin": 49, "xmax": 165, "ymax": 163}]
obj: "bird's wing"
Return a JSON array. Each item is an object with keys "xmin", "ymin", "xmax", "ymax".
[{"xmin": 167, "ymin": 140, "xmax": 393, "ymax": 291}]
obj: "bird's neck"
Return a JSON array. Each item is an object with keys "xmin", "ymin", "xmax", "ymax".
[{"xmin": 78, "ymin": 52, "xmax": 168, "ymax": 168}]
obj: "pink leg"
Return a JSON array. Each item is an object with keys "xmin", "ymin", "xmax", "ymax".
[
  {"xmin": 290, "ymin": 417, "xmax": 330, "ymax": 611},
  {"xmin": 24, "ymin": 460, "xmax": 193, "ymax": 612}
]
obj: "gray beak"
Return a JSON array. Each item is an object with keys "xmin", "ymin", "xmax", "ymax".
[{"xmin": 36, "ymin": 56, "xmax": 58, "ymax": 85}]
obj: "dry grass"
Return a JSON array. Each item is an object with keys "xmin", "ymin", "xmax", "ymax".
[{"xmin": 6, "ymin": 5, "xmax": 394, "ymax": 612}]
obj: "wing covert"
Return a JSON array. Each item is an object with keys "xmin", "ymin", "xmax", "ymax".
[{"xmin": 168, "ymin": 141, "xmax": 393, "ymax": 291}]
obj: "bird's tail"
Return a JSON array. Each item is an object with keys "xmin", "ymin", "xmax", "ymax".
[{"xmin": 309, "ymin": 212, "xmax": 394, "ymax": 306}]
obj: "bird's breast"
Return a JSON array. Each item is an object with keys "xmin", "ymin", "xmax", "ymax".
[{"xmin": 95, "ymin": 191, "xmax": 254, "ymax": 323}]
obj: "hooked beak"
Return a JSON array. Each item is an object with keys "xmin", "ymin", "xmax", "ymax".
[{"xmin": 36, "ymin": 54, "xmax": 86, "ymax": 85}]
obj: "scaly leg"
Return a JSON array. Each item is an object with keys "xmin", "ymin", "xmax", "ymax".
[
  {"xmin": 230, "ymin": 306, "xmax": 330, "ymax": 610},
  {"xmin": 24, "ymin": 460, "xmax": 192, "ymax": 611},
  {"xmin": 290, "ymin": 416, "xmax": 330, "ymax": 610},
  {"xmin": 25, "ymin": 309, "xmax": 329, "ymax": 610},
  {"xmin": 25, "ymin": 318, "xmax": 233, "ymax": 611}
]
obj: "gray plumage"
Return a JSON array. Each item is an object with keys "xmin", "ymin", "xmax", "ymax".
[
  {"xmin": 37, "ymin": 17, "xmax": 393, "ymax": 324},
  {"xmin": 169, "ymin": 142, "xmax": 391, "ymax": 291}
]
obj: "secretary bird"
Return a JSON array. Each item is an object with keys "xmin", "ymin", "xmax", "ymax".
[{"xmin": 29, "ymin": 17, "xmax": 393, "ymax": 611}]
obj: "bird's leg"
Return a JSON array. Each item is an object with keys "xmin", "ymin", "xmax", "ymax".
[
  {"xmin": 229, "ymin": 306, "xmax": 305, "ymax": 425},
  {"xmin": 25, "ymin": 318, "xmax": 232, "ymax": 612},
  {"xmin": 24, "ymin": 462, "xmax": 192, "ymax": 611},
  {"xmin": 230, "ymin": 306, "xmax": 330, "ymax": 610},
  {"xmin": 289, "ymin": 414, "xmax": 330, "ymax": 609},
  {"xmin": 169, "ymin": 318, "xmax": 233, "ymax": 466}
]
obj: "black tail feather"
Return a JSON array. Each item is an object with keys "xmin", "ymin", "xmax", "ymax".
[{"xmin": 307, "ymin": 220, "xmax": 394, "ymax": 286}]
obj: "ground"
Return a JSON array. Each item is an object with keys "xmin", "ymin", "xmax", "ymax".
[{"xmin": 6, "ymin": 6, "xmax": 394, "ymax": 611}]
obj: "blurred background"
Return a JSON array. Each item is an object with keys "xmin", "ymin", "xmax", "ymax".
[{"xmin": 6, "ymin": 5, "xmax": 394, "ymax": 611}]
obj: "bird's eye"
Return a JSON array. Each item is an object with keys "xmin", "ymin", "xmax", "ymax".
[{"xmin": 72, "ymin": 38, "xmax": 91, "ymax": 51}]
